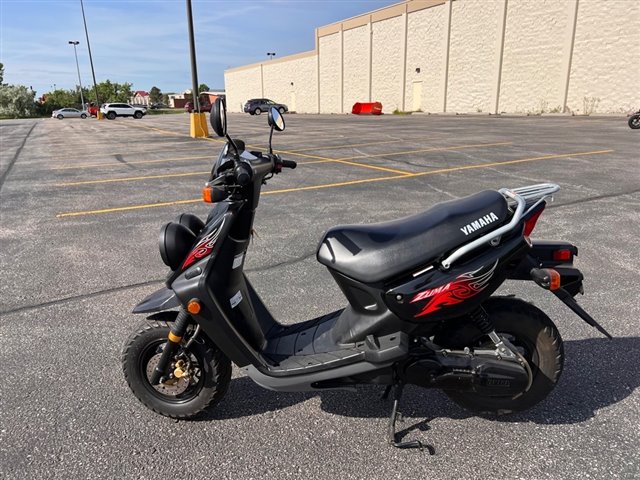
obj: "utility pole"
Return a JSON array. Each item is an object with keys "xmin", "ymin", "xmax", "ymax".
[
  {"xmin": 80, "ymin": 0, "xmax": 102, "ymax": 118},
  {"xmin": 186, "ymin": 0, "xmax": 208, "ymax": 138}
]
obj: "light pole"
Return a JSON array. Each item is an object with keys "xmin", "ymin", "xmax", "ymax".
[
  {"xmin": 267, "ymin": 52, "xmax": 276, "ymax": 60},
  {"xmin": 68, "ymin": 41, "xmax": 85, "ymax": 110}
]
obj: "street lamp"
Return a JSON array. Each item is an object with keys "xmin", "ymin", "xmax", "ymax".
[
  {"xmin": 267, "ymin": 52, "xmax": 276, "ymax": 60},
  {"xmin": 68, "ymin": 41, "xmax": 85, "ymax": 110}
]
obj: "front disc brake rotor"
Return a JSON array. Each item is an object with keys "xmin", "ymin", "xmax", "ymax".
[{"xmin": 146, "ymin": 353, "xmax": 190, "ymax": 396}]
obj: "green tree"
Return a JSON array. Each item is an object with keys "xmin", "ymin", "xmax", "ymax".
[
  {"xmin": 0, "ymin": 63, "xmax": 4, "ymax": 85},
  {"xmin": 149, "ymin": 86, "xmax": 162, "ymax": 104},
  {"xmin": 198, "ymin": 83, "xmax": 209, "ymax": 93},
  {"xmin": 0, "ymin": 84, "xmax": 36, "ymax": 117},
  {"xmin": 94, "ymin": 80, "xmax": 133, "ymax": 104}
]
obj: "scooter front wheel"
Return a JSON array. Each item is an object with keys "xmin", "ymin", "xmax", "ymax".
[{"xmin": 122, "ymin": 320, "xmax": 231, "ymax": 418}]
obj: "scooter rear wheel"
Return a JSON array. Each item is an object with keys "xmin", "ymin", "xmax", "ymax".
[
  {"xmin": 436, "ymin": 297, "xmax": 564, "ymax": 415},
  {"xmin": 122, "ymin": 319, "xmax": 231, "ymax": 418}
]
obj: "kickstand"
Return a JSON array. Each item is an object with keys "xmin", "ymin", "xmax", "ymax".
[{"xmin": 386, "ymin": 384, "xmax": 435, "ymax": 454}]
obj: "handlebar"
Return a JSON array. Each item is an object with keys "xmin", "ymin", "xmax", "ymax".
[{"xmin": 280, "ymin": 159, "xmax": 297, "ymax": 169}]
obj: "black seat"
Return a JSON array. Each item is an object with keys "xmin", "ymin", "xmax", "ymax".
[{"xmin": 317, "ymin": 190, "xmax": 509, "ymax": 283}]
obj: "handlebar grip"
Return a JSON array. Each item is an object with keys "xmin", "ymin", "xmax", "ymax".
[
  {"xmin": 235, "ymin": 163, "xmax": 252, "ymax": 186},
  {"xmin": 281, "ymin": 159, "xmax": 297, "ymax": 169}
]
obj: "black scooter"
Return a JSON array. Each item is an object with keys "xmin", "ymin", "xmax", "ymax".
[
  {"xmin": 629, "ymin": 110, "xmax": 640, "ymax": 129},
  {"xmin": 122, "ymin": 98, "xmax": 611, "ymax": 450}
]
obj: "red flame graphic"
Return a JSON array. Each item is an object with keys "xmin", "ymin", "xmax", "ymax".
[{"xmin": 412, "ymin": 261, "xmax": 498, "ymax": 318}]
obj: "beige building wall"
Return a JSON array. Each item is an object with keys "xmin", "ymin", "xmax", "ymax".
[
  {"xmin": 371, "ymin": 15, "xmax": 405, "ymax": 113},
  {"xmin": 225, "ymin": 0, "xmax": 639, "ymax": 115},
  {"xmin": 404, "ymin": 3, "xmax": 447, "ymax": 112},
  {"xmin": 224, "ymin": 65, "xmax": 261, "ymax": 113},
  {"xmin": 499, "ymin": 0, "xmax": 568, "ymax": 113},
  {"xmin": 567, "ymin": 0, "xmax": 640, "ymax": 114},
  {"xmin": 263, "ymin": 54, "xmax": 318, "ymax": 114},
  {"xmin": 319, "ymin": 33, "xmax": 341, "ymax": 113},
  {"xmin": 447, "ymin": 0, "xmax": 502, "ymax": 113},
  {"xmin": 343, "ymin": 24, "xmax": 370, "ymax": 112}
]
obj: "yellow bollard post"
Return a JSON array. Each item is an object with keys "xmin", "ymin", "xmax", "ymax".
[{"xmin": 190, "ymin": 112, "xmax": 209, "ymax": 138}]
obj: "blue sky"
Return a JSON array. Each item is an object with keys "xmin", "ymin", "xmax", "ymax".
[{"xmin": 1, "ymin": 0, "xmax": 394, "ymax": 96}]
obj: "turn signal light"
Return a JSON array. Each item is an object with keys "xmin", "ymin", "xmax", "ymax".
[
  {"xmin": 202, "ymin": 186, "xmax": 213, "ymax": 203},
  {"xmin": 187, "ymin": 299, "xmax": 202, "ymax": 315},
  {"xmin": 548, "ymin": 269, "xmax": 561, "ymax": 291}
]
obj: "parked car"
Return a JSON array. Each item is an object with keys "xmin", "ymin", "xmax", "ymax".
[
  {"xmin": 184, "ymin": 101, "xmax": 212, "ymax": 113},
  {"xmin": 100, "ymin": 103, "xmax": 147, "ymax": 120},
  {"xmin": 51, "ymin": 108, "xmax": 88, "ymax": 119},
  {"xmin": 149, "ymin": 102, "xmax": 167, "ymax": 109},
  {"xmin": 244, "ymin": 98, "xmax": 288, "ymax": 115}
]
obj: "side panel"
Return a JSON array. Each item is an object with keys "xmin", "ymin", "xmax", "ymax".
[{"xmin": 385, "ymin": 236, "xmax": 528, "ymax": 322}]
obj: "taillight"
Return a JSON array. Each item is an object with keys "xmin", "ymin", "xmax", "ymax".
[
  {"xmin": 553, "ymin": 249, "xmax": 573, "ymax": 262},
  {"xmin": 523, "ymin": 207, "xmax": 544, "ymax": 236}
]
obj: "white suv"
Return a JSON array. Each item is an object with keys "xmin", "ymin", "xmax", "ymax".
[{"xmin": 100, "ymin": 103, "xmax": 147, "ymax": 120}]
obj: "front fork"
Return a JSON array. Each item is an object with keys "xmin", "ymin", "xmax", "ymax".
[{"xmin": 149, "ymin": 308, "xmax": 192, "ymax": 385}]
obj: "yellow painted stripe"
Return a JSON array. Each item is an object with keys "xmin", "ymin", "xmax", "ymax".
[
  {"xmin": 336, "ymin": 142, "xmax": 513, "ymax": 161},
  {"xmin": 49, "ymin": 145, "xmax": 213, "ymax": 161},
  {"xmin": 52, "ymin": 155, "xmax": 213, "ymax": 170},
  {"xmin": 55, "ymin": 149, "xmax": 612, "ymax": 218},
  {"xmin": 56, "ymin": 171, "xmax": 210, "ymax": 186},
  {"xmin": 327, "ymin": 158, "xmax": 412, "ymax": 175},
  {"xmin": 288, "ymin": 139, "xmax": 405, "ymax": 153}
]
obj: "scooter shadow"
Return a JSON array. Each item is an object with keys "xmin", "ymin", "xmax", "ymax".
[{"xmin": 198, "ymin": 337, "xmax": 639, "ymax": 426}]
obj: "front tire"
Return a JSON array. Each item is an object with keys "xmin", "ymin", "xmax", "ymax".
[
  {"xmin": 122, "ymin": 320, "xmax": 231, "ymax": 418},
  {"xmin": 254, "ymin": 108, "xmax": 262, "ymax": 115},
  {"xmin": 278, "ymin": 107, "xmax": 285, "ymax": 114},
  {"xmin": 57, "ymin": 114, "xmax": 63, "ymax": 119},
  {"xmin": 437, "ymin": 297, "xmax": 564, "ymax": 415},
  {"xmin": 629, "ymin": 114, "xmax": 640, "ymax": 129},
  {"xmin": 134, "ymin": 111, "xmax": 143, "ymax": 119},
  {"xmin": 107, "ymin": 111, "xmax": 116, "ymax": 120}
]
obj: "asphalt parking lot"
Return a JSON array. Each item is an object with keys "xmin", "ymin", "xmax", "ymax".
[{"xmin": 1, "ymin": 112, "xmax": 639, "ymax": 479}]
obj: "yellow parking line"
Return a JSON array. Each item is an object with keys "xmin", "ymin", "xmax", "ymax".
[
  {"xmin": 49, "ymin": 145, "xmax": 213, "ymax": 161},
  {"xmin": 51, "ymin": 155, "xmax": 213, "ymax": 170},
  {"xmin": 336, "ymin": 142, "xmax": 513, "ymax": 161},
  {"xmin": 288, "ymin": 139, "xmax": 405, "ymax": 153},
  {"xmin": 56, "ymin": 171, "xmax": 210, "ymax": 186},
  {"xmin": 328, "ymin": 159, "xmax": 411, "ymax": 175},
  {"xmin": 55, "ymin": 149, "xmax": 612, "ymax": 218}
]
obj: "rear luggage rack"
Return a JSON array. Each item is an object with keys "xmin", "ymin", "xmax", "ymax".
[{"xmin": 439, "ymin": 183, "xmax": 559, "ymax": 270}]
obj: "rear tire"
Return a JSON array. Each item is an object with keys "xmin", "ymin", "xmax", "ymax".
[
  {"xmin": 122, "ymin": 319, "xmax": 231, "ymax": 418},
  {"xmin": 629, "ymin": 114, "xmax": 640, "ymax": 129},
  {"xmin": 254, "ymin": 108, "xmax": 262, "ymax": 115},
  {"xmin": 437, "ymin": 297, "xmax": 564, "ymax": 415}
]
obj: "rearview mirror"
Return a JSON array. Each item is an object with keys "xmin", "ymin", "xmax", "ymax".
[
  {"xmin": 210, "ymin": 97, "xmax": 227, "ymax": 137},
  {"xmin": 268, "ymin": 107, "xmax": 285, "ymax": 132}
]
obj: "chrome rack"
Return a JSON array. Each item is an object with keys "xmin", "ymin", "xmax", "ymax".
[{"xmin": 439, "ymin": 183, "xmax": 560, "ymax": 270}]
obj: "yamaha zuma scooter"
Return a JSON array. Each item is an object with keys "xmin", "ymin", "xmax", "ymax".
[{"xmin": 122, "ymin": 98, "xmax": 611, "ymax": 450}]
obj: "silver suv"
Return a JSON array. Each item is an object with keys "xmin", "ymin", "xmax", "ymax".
[{"xmin": 100, "ymin": 103, "xmax": 147, "ymax": 120}]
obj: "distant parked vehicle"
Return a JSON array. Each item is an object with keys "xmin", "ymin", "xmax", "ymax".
[
  {"xmin": 628, "ymin": 110, "xmax": 640, "ymax": 129},
  {"xmin": 184, "ymin": 101, "xmax": 212, "ymax": 113},
  {"xmin": 244, "ymin": 98, "xmax": 288, "ymax": 116},
  {"xmin": 51, "ymin": 108, "xmax": 87, "ymax": 119},
  {"xmin": 100, "ymin": 103, "xmax": 147, "ymax": 120},
  {"xmin": 150, "ymin": 103, "xmax": 167, "ymax": 109}
]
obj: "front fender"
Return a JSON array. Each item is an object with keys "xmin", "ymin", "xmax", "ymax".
[{"xmin": 132, "ymin": 286, "xmax": 181, "ymax": 313}]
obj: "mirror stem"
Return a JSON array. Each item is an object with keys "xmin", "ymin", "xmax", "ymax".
[
  {"xmin": 268, "ymin": 126, "xmax": 275, "ymax": 155},
  {"xmin": 225, "ymin": 133, "xmax": 240, "ymax": 160}
]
